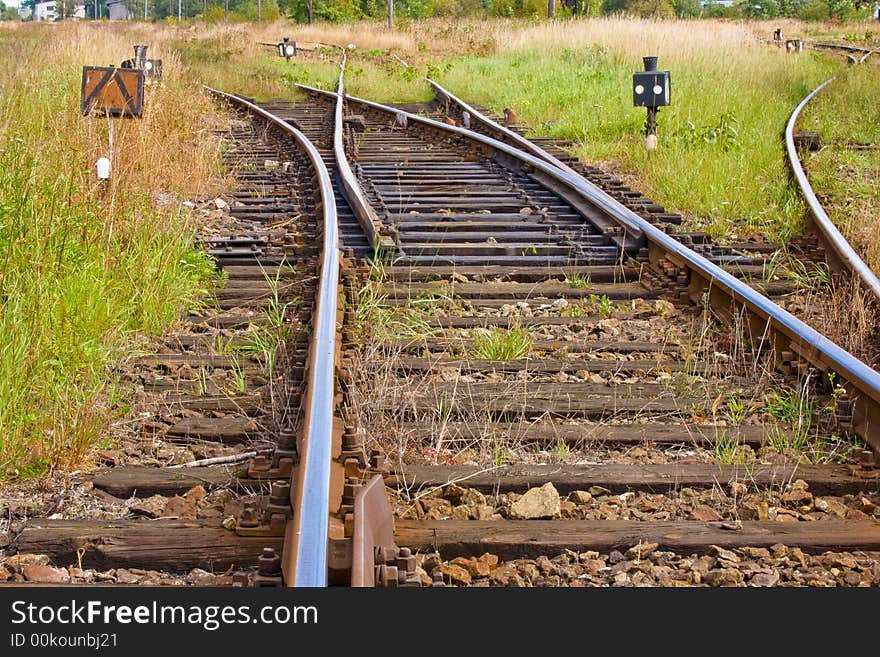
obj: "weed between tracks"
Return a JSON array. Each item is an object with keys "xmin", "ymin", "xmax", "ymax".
[
  {"xmin": 470, "ymin": 326, "xmax": 532, "ymax": 361},
  {"xmin": 0, "ymin": 23, "xmax": 225, "ymax": 476},
  {"xmin": 683, "ymin": 300, "xmax": 864, "ymax": 465}
]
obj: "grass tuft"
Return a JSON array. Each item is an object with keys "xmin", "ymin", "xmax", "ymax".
[{"xmin": 470, "ymin": 326, "xmax": 532, "ymax": 360}]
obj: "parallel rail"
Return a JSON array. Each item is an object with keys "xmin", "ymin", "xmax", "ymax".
[
  {"xmin": 206, "ymin": 87, "xmax": 340, "ymax": 587},
  {"xmin": 300, "ymin": 82, "xmax": 880, "ymax": 455},
  {"xmin": 213, "ymin": 50, "xmax": 880, "ymax": 585},
  {"xmin": 299, "ymin": 84, "xmax": 644, "ymax": 251}
]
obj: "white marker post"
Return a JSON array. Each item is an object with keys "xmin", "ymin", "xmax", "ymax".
[{"xmin": 96, "ymin": 157, "xmax": 111, "ymax": 179}]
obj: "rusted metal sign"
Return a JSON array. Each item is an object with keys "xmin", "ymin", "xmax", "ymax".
[{"xmin": 81, "ymin": 66, "xmax": 144, "ymax": 117}]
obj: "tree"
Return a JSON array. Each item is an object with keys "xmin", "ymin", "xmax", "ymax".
[
  {"xmin": 628, "ymin": 0, "xmax": 675, "ymax": 15},
  {"xmin": 824, "ymin": 0, "xmax": 854, "ymax": 16},
  {"xmin": 673, "ymin": 0, "xmax": 701, "ymax": 15},
  {"xmin": 1, "ymin": 0, "xmax": 21, "ymax": 19},
  {"xmin": 740, "ymin": 0, "xmax": 781, "ymax": 17}
]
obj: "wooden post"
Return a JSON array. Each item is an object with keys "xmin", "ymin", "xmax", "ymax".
[
  {"xmin": 257, "ymin": 0, "xmax": 261, "ymax": 21},
  {"xmin": 548, "ymin": 0, "xmax": 555, "ymax": 18},
  {"xmin": 308, "ymin": 0, "xmax": 313, "ymax": 23},
  {"xmin": 388, "ymin": 0, "xmax": 393, "ymax": 29}
]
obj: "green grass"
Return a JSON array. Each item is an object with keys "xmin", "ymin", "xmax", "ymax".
[
  {"xmin": 709, "ymin": 432, "xmax": 752, "ymax": 465},
  {"xmin": 0, "ymin": 143, "xmax": 215, "ymax": 476},
  {"xmin": 0, "ymin": 24, "xmax": 223, "ymax": 477},
  {"xmin": 470, "ymin": 326, "xmax": 532, "ymax": 360},
  {"xmin": 171, "ymin": 19, "xmax": 847, "ymax": 243},
  {"xmin": 760, "ymin": 383, "xmax": 855, "ymax": 463},
  {"xmin": 435, "ymin": 46, "xmax": 836, "ymax": 242},
  {"xmin": 564, "ymin": 271, "xmax": 591, "ymax": 289},
  {"xmin": 354, "ymin": 279, "xmax": 436, "ymax": 341},
  {"xmin": 177, "ymin": 34, "xmax": 431, "ymax": 102}
]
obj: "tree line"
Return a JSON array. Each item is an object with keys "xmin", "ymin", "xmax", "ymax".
[{"xmin": 4, "ymin": 0, "xmax": 877, "ymax": 21}]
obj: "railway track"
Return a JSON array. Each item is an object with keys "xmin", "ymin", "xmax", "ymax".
[
  {"xmin": 785, "ymin": 45, "xmax": 880, "ymax": 302},
  {"xmin": 4, "ymin": 51, "xmax": 880, "ymax": 588},
  {"xmin": 311, "ymin": 67, "xmax": 880, "ymax": 587}
]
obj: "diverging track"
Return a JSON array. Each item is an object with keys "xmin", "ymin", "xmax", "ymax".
[
  {"xmin": 278, "ymin": 61, "xmax": 880, "ymax": 586},
  {"xmin": 8, "ymin": 55, "xmax": 880, "ymax": 588}
]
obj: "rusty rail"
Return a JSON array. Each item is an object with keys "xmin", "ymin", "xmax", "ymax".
[
  {"xmin": 205, "ymin": 87, "xmax": 341, "ymax": 587},
  {"xmin": 784, "ymin": 56, "xmax": 880, "ymax": 301},
  {"xmin": 298, "ymin": 84, "xmax": 880, "ymax": 455},
  {"xmin": 810, "ymin": 42, "xmax": 875, "ymax": 64}
]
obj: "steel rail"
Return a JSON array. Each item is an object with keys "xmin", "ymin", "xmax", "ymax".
[
  {"xmin": 332, "ymin": 52, "xmax": 396, "ymax": 253},
  {"xmin": 297, "ymin": 84, "xmax": 880, "ymax": 453},
  {"xmin": 810, "ymin": 42, "xmax": 875, "ymax": 64},
  {"xmin": 298, "ymin": 83, "xmax": 645, "ymax": 250},
  {"xmin": 205, "ymin": 86, "xmax": 340, "ymax": 587},
  {"xmin": 784, "ymin": 60, "xmax": 880, "ymax": 302},
  {"xmin": 426, "ymin": 79, "xmax": 582, "ymax": 178}
]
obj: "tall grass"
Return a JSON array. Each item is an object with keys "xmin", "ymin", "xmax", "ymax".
[
  {"xmin": 437, "ymin": 18, "xmax": 838, "ymax": 242},
  {"xmin": 0, "ymin": 22, "xmax": 223, "ymax": 476}
]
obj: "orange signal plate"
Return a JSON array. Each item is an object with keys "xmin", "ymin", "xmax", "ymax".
[{"xmin": 81, "ymin": 66, "xmax": 144, "ymax": 118}]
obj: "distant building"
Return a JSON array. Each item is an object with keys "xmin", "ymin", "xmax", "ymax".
[
  {"xmin": 32, "ymin": 0, "xmax": 56, "ymax": 20},
  {"xmin": 106, "ymin": 0, "xmax": 129, "ymax": 19},
  {"xmin": 31, "ymin": 1, "xmax": 89, "ymax": 20}
]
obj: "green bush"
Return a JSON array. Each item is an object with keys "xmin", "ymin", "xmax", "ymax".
[{"xmin": 797, "ymin": 0, "xmax": 830, "ymax": 19}]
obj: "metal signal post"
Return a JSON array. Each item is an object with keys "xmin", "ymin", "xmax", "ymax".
[{"xmin": 632, "ymin": 56, "xmax": 670, "ymax": 150}]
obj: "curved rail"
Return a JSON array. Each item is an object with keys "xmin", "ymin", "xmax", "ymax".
[
  {"xmin": 298, "ymin": 83, "xmax": 880, "ymax": 453},
  {"xmin": 784, "ymin": 61, "xmax": 880, "ymax": 301},
  {"xmin": 299, "ymin": 83, "xmax": 645, "ymax": 250},
  {"xmin": 206, "ymin": 87, "xmax": 340, "ymax": 587},
  {"xmin": 811, "ymin": 42, "xmax": 875, "ymax": 64},
  {"xmin": 332, "ymin": 52, "xmax": 396, "ymax": 253},
  {"xmin": 427, "ymin": 79, "xmax": 580, "ymax": 178}
]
